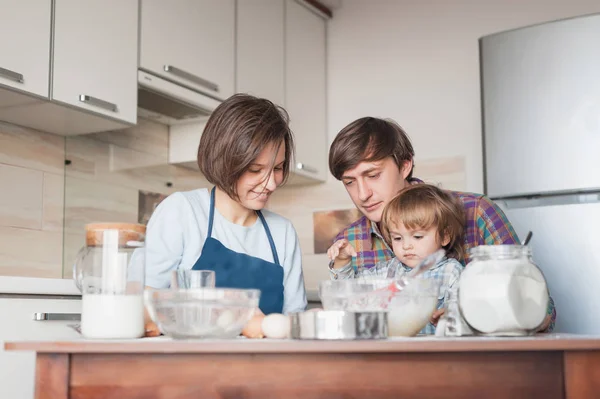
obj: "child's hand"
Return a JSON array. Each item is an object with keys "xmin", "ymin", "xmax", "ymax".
[
  {"xmin": 430, "ymin": 309, "xmax": 445, "ymax": 326},
  {"xmin": 327, "ymin": 239, "xmax": 357, "ymax": 269}
]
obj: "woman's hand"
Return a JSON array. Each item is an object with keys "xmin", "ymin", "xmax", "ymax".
[
  {"xmin": 326, "ymin": 239, "xmax": 357, "ymax": 269},
  {"xmin": 144, "ymin": 319, "xmax": 161, "ymax": 337}
]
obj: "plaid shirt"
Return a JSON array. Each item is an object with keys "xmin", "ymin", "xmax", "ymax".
[
  {"xmin": 333, "ymin": 179, "xmax": 557, "ymax": 332},
  {"xmin": 331, "ymin": 257, "xmax": 463, "ymax": 335}
]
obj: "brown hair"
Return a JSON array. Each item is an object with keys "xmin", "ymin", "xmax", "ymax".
[
  {"xmin": 197, "ymin": 94, "xmax": 294, "ymax": 199},
  {"xmin": 380, "ymin": 184, "xmax": 466, "ymax": 261},
  {"xmin": 329, "ymin": 117, "xmax": 415, "ymax": 180}
]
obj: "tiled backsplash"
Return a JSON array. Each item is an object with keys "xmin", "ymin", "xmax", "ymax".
[
  {"xmin": 0, "ymin": 119, "xmax": 466, "ymax": 293},
  {"xmin": 63, "ymin": 120, "xmax": 211, "ymax": 277},
  {"xmin": 0, "ymin": 122, "xmax": 65, "ymax": 278}
]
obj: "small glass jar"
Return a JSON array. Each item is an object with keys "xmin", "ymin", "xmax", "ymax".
[
  {"xmin": 73, "ymin": 223, "xmax": 146, "ymax": 339},
  {"xmin": 458, "ymin": 245, "xmax": 549, "ymax": 336}
]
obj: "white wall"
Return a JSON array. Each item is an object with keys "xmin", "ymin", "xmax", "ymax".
[{"xmin": 327, "ymin": 0, "xmax": 600, "ymax": 193}]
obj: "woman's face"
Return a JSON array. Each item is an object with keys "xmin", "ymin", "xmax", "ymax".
[{"xmin": 236, "ymin": 141, "xmax": 286, "ymax": 210}]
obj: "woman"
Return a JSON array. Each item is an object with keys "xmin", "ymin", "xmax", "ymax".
[{"xmin": 144, "ymin": 94, "xmax": 307, "ymax": 335}]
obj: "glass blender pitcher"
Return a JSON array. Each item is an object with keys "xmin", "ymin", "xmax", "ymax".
[{"xmin": 73, "ymin": 223, "xmax": 146, "ymax": 339}]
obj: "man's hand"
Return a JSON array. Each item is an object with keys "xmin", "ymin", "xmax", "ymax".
[{"xmin": 326, "ymin": 239, "xmax": 357, "ymax": 269}]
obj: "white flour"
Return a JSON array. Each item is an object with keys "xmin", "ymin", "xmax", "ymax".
[
  {"xmin": 81, "ymin": 294, "xmax": 144, "ymax": 339},
  {"xmin": 458, "ymin": 259, "xmax": 548, "ymax": 335},
  {"xmin": 387, "ymin": 296, "xmax": 437, "ymax": 337}
]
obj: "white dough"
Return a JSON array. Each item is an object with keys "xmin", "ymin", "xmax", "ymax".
[{"xmin": 387, "ymin": 296, "xmax": 437, "ymax": 337}]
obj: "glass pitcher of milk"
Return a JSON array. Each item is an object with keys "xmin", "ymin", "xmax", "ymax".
[
  {"xmin": 458, "ymin": 245, "xmax": 549, "ymax": 336},
  {"xmin": 73, "ymin": 223, "xmax": 146, "ymax": 339}
]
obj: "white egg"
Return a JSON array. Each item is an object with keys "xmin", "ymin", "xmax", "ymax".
[{"xmin": 261, "ymin": 313, "xmax": 290, "ymax": 339}]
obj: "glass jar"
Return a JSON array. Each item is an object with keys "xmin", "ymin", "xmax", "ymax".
[
  {"xmin": 73, "ymin": 223, "xmax": 146, "ymax": 339},
  {"xmin": 435, "ymin": 290, "xmax": 473, "ymax": 337},
  {"xmin": 458, "ymin": 245, "xmax": 549, "ymax": 336}
]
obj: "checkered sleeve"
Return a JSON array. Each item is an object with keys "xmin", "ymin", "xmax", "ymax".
[
  {"xmin": 476, "ymin": 196, "xmax": 520, "ymax": 245},
  {"xmin": 329, "ymin": 262, "xmax": 355, "ymax": 280}
]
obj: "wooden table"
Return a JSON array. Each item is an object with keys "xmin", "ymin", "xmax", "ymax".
[{"xmin": 6, "ymin": 334, "xmax": 600, "ymax": 399}]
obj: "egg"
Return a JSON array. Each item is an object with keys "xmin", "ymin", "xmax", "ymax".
[
  {"xmin": 261, "ymin": 313, "xmax": 290, "ymax": 339},
  {"xmin": 242, "ymin": 313, "xmax": 265, "ymax": 338}
]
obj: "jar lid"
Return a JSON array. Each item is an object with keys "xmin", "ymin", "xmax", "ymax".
[
  {"xmin": 468, "ymin": 245, "xmax": 531, "ymax": 258},
  {"xmin": 85, "ymin": 222, "xmax": 146, "ymax": 247}
]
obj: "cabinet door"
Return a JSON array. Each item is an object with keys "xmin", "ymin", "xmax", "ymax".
[
  {"xmin": 51, "ymin": 0, "xmax": 138, "ymax": 124},
  {"xmin": 236, "ymin": 0, "xmax": 285, "ymax": 106},
  {"xmin": 140, "ymin": 0, "xmax": 235, "ymax": 100},
  {"xmin": 285, "ymin": 0, "xmax": 327, "ymax": 182},
  {"xmin": 0, "ymin": 296, "xmax": 81, "ymax": 399},
  {"xmin": 0, "ymin": 0, "xmax": 50, "ymax": 100}
]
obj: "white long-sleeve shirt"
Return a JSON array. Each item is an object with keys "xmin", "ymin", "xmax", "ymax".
[{"xmin": 145, "ymin": 188, "xmax": 307, "ymax": 314}]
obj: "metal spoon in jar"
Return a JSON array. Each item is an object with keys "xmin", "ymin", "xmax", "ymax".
[{"xmin": 523, "ymin": 231, "xmax": 533, "ymax": 246}]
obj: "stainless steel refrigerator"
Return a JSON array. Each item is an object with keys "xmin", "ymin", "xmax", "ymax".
[{"xmin": 480, "ymin": 13, "xmax": 600, "ymax": 333}]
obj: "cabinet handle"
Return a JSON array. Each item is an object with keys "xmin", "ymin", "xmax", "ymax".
[
  {"xmin": 163, "ymin": 65, "xmax": 219, "ymax": 93},
  {"xmin": 79, "ymin": 95, "xmax": 118, "ymax": 112},
  {"xmin": 0, "ymin": 67, "xmax": 24, "ymax": 83},
  {"xmin": 33, "ymin": 312, "xmax": 81, "ymax": 321},
  {"xmin": 296, "ymin": 162, "xmax": 318, "ymax": 174}
]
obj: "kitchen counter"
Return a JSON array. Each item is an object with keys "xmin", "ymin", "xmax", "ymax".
[
  {"xmin": 0, "ymin": 276, "xmax": 80, "ymax": 296},
  {"xmin": 6, "ymin": 334, "xmax": 600, "ymax": 398}
]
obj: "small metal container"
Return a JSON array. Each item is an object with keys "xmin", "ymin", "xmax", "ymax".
[{"xmin": 290, "ymin": 311, "xmax": 387, "ymax": 340}]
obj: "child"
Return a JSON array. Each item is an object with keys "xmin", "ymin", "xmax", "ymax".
[{"xmin": 329, "ymin": 184, "xmax": 465, "ymax": 335}]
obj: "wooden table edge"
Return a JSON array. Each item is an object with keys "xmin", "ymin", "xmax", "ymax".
[{"xmin": 6, "ymin": 335, "xmax": 600, "ymax": 354}]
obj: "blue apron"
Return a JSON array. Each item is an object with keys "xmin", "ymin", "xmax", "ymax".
[{"xmin": 191, "ymin": 187, "xmax": 284, "ymax": 314}]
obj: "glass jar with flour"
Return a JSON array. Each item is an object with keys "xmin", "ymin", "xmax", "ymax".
[
  {"xmin": 458, "ymin": 245, "xmax": 549, "ymax": 336},
  {"xmin": 73, "ymin": 223, "xmax": 146, "ymax": 339}
]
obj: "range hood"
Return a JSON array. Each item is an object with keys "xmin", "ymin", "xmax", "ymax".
[{"xmin": 137, "ymin": 69, "xmax": 221, "ymax": 125}]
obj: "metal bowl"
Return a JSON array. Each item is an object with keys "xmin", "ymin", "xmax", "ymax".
[
  {"xmin": 144, "ymin": 288, "xmax": 260, "ymax": 339},
  {"xmin": 291, "ymin": 310, "xmax": 387, "ymax": 340}
]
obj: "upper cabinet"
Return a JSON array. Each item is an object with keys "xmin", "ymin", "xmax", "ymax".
[
  {"xmin": 0, "ymin": 0, "xmax": 51, "ymax": 104},
  {"xmin": 0, "ymin": 0, "xmax": 138, "ymax": 134},
  {"xmin": 236, "ymin": 0, "xmax": 285, "ymax": 106},
  {"xmin": 140, "ymin": 0, "xmax": 235, "ymax": 101},
  {"xmin": 234, "ymin": 0, "xmax": 328, "ymax": 183},
  {"xmin": 52, "ymin": 0, "xmax": 138, "ymax": 124},
  {"xmin": 285, "ymin": 0, "xmax": 327, "ymax": 182}
]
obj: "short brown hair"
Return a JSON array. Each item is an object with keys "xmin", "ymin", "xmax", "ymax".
[
  {"xmin": 329, "ymin": 117, "xmax": 415, "ymax": 180},
  {"xmin": 197, "ymin": 94, "xmax": 294, "ymax": 199},
  {"xmin": 380, "ymin": 184, "xmax": 466, "ymax": 261}
]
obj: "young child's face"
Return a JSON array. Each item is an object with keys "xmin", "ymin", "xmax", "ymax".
[{"xmin": 389, "ymin": 222, "xmax": 449, "ymax": 268}]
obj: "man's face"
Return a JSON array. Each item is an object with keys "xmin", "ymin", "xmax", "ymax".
[{"xmin": 341, "ymin": 157, "xmax": 411, "ymax": 223}]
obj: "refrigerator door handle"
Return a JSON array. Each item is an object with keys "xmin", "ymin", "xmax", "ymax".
[{"xmin": 497, "ymin": 192, "xmax": 600, "ymax": 210}]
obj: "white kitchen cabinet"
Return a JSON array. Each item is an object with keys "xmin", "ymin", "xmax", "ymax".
[
  {"xmin": 0, "ymin": 295, "xmax": 81, "ymax": 399},
  {"xmin": 0, "ymin": 0, "xmax": 51, "ymax": 105},
  {"xmin": 285, "ymin": 0, "xmax": 327, "ymax": 182},
  {"xmin": 51, "ymin": 0, "xmax": 138, "ymax": 124},
  {"xmin": 236, "ymin": 0, "xmax": 285, "ymax": 106},
  {"xmin": 140, "ymin": 0, "xmax": 235, "ymax": 101}
]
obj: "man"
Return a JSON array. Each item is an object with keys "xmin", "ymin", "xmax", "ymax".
[{"xmin": 326, "ymin": 117, "xmax": 555, "ymax": 332}]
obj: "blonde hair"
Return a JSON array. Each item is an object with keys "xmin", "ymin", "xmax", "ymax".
[{"xmin": 381, "ymin": 184, "xmax": 466, "ymax": 261}]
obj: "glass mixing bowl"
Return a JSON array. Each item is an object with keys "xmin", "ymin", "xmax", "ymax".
[
  {"xmin": 387, "ymin": 277, "xmax": 441, "ymax": 337},
  {"xmin": 319, "ymin": 279, "xmax": 394, "ymax": 312},
  {"xmin": 144, "ymin": 288, "xmax": 260, "ymax": 339}
]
